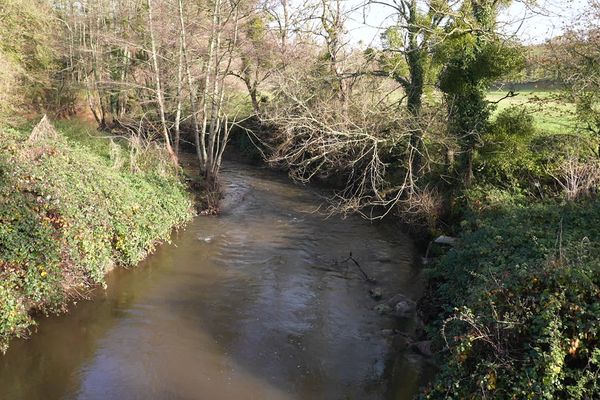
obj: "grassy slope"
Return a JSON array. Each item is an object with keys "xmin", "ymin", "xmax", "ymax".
[{"xmin": 0, "ymin": 120, "xmax": 194, "ymax": 352}]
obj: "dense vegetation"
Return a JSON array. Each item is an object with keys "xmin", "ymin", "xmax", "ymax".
[
  {"xmin": 0, "ymin": 0, "xmax": 195, "ymax": 352},
  {"xmin": 421, "ymin": 194, "xmax": 600, "ymax": 398},
  {"xmin": 0, "ymin": 0, "xmax": 57, "ymax": 120},
  {"xmin": 0, "ymin": 120, "xmax": 193, "ymax": 352},
  {"xmin": 1, "ymin": 0, "xmax": 600, "ymax": 397},
  {"xmin": 418, "ymin": 85, "xmax": 600, "ymax": 397}
]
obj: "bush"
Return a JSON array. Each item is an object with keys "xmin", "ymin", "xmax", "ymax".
[
  {"xmin": 421, "ymin": 200, "xmax": 600, "ymax": 399},
  {"xmin": 476, "ymin": 106, "xmax": 540, "ymax": 188},
  {"xmin": 0, "ymin": 0, "xmax": 57, "ymax": 120},
  {"xmin": 476, "ymin": 106, "xmax": 599, "ymax": 197},
  {"xmin": 0, "ymin": 121, "xmax": 194, "ymax": 352}
]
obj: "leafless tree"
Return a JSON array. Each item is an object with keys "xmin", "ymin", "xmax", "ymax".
[{"xmin": 147, "ymin": 0, "xmax": 178, "ymax": 164}]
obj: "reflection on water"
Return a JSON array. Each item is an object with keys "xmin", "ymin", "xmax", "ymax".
[{"xmin": 0, "ymin": 162, "xmax": 430, "ymax": 400}]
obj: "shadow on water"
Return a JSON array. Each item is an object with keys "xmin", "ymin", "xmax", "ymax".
[{"xmin": 0, "ymin": 162, "xmax": 433, "ymax": 400}]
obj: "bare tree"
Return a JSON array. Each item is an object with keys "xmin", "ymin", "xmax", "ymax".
[
  {"xmin": 263, "ymin": 39, "xmax": 447, "ymax": 221},
  {"xmin": 177, "ymin": 0, "xmax": 245, "ymax": 189},
  {"xmin": 230, "ymin": 8, "xmax": 279, "ymax": 117},
  {"xmin": 147, "ymin": 0, "xmax": 178, "ymax": 164},
  {"xmin": 364, "ymin": 0, "xmax": 449, "ymax": 178},
  {"xmin": 550, "ymin": 154, "xmax": 600, "ymax": 201}
]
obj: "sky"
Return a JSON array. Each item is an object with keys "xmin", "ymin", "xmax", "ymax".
[
  {"xmin": 344, "ymin": 0, "xmax": 590, "ymax": 47},
  {"xmin": 500, "ymin": 0, "xmax": 589, "ymax": 43}
]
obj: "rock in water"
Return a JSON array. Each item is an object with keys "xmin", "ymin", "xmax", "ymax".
[
  {"xmin": 385, "ymin": 293, "xmax": 410, "ymax": 307},
  {"xmin": 411, "ymin": 340, "xmax": 433, "ymax": 357},
  {"xmin": 433, "ymin": 235, "xmax": 457, "ymax": 246},
  {"xmin": 393, "ymin": 300, "xmax": 416, "ymax": 318},
  {"xmin": 374, "ymin": 304, "xmax": 392, "ymax": 315},
  {"xmin": 369, "ymin": 287, "xmax": 383, "ymax": 300}
]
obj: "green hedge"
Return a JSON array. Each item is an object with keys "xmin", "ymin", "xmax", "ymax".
[
  {"xmin": 0, "ymin": 122, "xmax": 193, "ymax": 352},
  {"xmin": 422, "ymin": 197, "xmax": 600, "ymax": 399}
]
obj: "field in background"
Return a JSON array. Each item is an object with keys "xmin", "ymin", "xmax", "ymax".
[
  {"xmin": 488, "ymin": 88, "xmax": 577, "ymax": 134},
  {"xmin": 170, "ymin": 87, "xmax": 579, "ymax": 136}
]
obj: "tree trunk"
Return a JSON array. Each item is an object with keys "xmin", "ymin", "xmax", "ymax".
[
  {"xmin": 174, "ymin": 38, "xmax": 184, "ymax": 158},
  {"xmin": 463, "ymin": 147, "xmax": 474, "ymax": 187},
  {"xmin": 199, "ymin": 0, "xmax": 221, "ymax": 174},
  {"xmin": 405, "ymin": 0, "xmax": 425, "ymax": 180},
  {"xmin": 178, "ymin": 0, "xmax": 202, "ymax": 165},
  {"xmin": 147, "ymin": 0, "xmax": 178, "ymax": 165},
  {"xmin": 249, "ymin": 85, "xmax": 260, "ymax": 116}
]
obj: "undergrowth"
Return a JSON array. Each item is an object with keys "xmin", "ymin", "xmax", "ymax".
[
  {"xmin": 421, "ymin": 193, "xmax": 600, "ymax": 399},
  {"xmin": 0, "ymin": 121, "xmax": 194, "ymax": 352}
]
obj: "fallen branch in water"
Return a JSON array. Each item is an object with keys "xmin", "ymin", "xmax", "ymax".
[{"xmin": 341, "ymin": 252, "xmax": 376, "ymax": 283}]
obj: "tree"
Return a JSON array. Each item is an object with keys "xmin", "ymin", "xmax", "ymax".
[
  {"xmin": 53, "ymin": 0, "xmax": 249, "ymax": 189},
  {"xmin": 177, "ymin": 0, "xmax": 246, "ymax": 186},
  {"xmin": 438, "ymin": 0, "xmax": 523, "ymax": 185},
  {"xmin": 147, "ymin": 0, "xmax": 178, "ymax": 164},
  {"xmin": 553, "ymin": 1, "xmax": 600, "ymax": 156},
  {"xmin": 0, "ymin": 0, "xmax": 57, "ymax": 119},
  {"xmin": 365, "ymin": 0, "xmax": 448, "ymax": 179},
  {"xmin": 261, "ymin": 0, "xmax": 447, "ymax": 219}
]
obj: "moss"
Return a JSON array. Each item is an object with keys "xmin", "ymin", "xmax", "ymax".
[{"xmin": 0, "ymin": 121, "xmax": 194, "ymax": 352}]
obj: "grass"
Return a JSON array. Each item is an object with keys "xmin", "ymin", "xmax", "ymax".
[
  {"xmin": 0, "ymin": 119, "xmax": 194, "ymax": 353},
  {"xmin": 488, "ymin": 89, "xmax": 578, "ymax": 134},
  {"xmin": 389, "ymin": 86, "xmax": 577, "ymax": 135}
]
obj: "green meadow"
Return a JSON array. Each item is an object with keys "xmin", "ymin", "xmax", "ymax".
[{"xmin": 488, "ymin": 89, "xmax": 578, "ymax": 134}]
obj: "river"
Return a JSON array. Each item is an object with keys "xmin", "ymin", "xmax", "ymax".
[{"xmin": 0, "ymin": 162, "xmax": 430, "ymax": 400}]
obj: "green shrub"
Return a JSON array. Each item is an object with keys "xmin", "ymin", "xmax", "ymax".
[
  {"xmin": 422, "ymin": 200, "xmax": 600, "ymax": 399},
  {"xmin": 476, "ymin": 106, "xmax": 540, "ymax": 188},
  {"xmin": 0, "ymin": 0, "xmax": 57, "ymax": 120},
  {"xmin": 476, "ymin": 106, "xmax": 599, "ymax": 195},
  {"xmin": 0, "ymin": 122, "xmax": 193, "ymax": 352}
]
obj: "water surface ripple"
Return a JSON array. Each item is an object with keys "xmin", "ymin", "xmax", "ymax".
[{"xmin": 0, "ymin": 162, "xmax": 428, "ymax": 400}]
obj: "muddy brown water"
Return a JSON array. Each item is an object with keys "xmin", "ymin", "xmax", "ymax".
[{"xmin": 0, "ymin": 163, "xmax": 431, "ymax": 400}]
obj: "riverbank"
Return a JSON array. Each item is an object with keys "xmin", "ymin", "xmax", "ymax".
[
  {"xmin": 228, "ymin": 124, "xmax": 600, "ymax": 398},
  {"xmin": 419, "ymin": 190, "xmax": 600, "ymax": 399},
  {"xmin": 0, "ymin": 159, "xmax": 428, "ymax": 400},
  {"xmin": 0, "ymin": 118, "xmax": 194, "ymax": 353}
]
